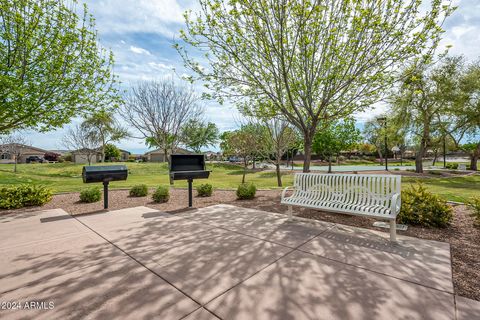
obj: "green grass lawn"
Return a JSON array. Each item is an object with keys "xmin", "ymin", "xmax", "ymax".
[
  {"xmin": 0, "ymin": 162, "xmax": 478, "ymax": 202},
  {"xmin": 0, "ymin": 162, "xmax": 293, "ymax": 193},
  {"xmin": 402, "ymin": 175, "xmax": 480, "ymax": 203}
]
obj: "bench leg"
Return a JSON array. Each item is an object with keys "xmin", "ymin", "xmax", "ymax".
[
  {"xmin": 287, "ymin": 206, "xmax": 293, "ymax": 220},
  {"xmin": 389, "ymin": 220, "xmax": 397, "ymax": 242}
]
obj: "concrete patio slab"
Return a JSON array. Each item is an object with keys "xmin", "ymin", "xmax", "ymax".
[
  {"xmin": 78, "ymin": 209, "xmax": 218, "ymax": 253},
  {"xmin": 0, "ymin": 204, "xmax": 462, "ymax": 320},
  {"xmin": 0, "ymin": 209, "xmax": 91, "ymax": 250},
  {"xmin": 181, "ymin": 204, "xmax": 332, "ymax": 248},
  {"xmin": 0, "ymin": 232, "xmax": 124, "ymax": 293},
  {"xmin": 299, "ymin": 223, "xmax": 453, "ymax": 292},
  {"xmin": 206, "ymin": 250, "xmax": 455, "ymax": 320},
  {"xmin": 0, "ymin": 260, "xmax": 199, "ymax": 320},
  {"xmin": 129, "ymin": 228, "xmax": 291, "ymax": 304},
  {"xmin": 183, "ymin": 308, "xmax": 220, "ymax": 320},
  {"xmin": 456, "ymin": 296, "xmax": 480, "ymax": 320}
]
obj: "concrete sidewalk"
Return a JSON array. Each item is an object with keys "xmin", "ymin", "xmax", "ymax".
[{"xmin": 0, "ymin": 204, "xmax": 478, "ymax": 319}]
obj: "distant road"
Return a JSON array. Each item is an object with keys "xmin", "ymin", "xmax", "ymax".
[{"xmin": 288, "ymin": 165, "xmax": 412, "ymax": 172}]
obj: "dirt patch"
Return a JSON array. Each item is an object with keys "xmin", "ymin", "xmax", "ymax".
[{"xmin": 1, "ymin": 188, "xmax": 479, "ymax": 301}]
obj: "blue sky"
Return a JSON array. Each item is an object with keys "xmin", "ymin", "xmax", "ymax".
[{"xmin": 30, "ymin": 0, "xmax": 479, "ymax": 154}]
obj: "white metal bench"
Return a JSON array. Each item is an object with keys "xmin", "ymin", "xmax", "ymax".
[{"xmin": 281, "ymin": 173, "xmax": 401, "ymax": 241}]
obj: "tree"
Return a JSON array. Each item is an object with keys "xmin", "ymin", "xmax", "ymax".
[
  {"xmin": 0, "ymin": 134, "xmax": 28, "ymax": 172},
  {"xmin": 177, "ymin": 0, "xmax": 454, "ymax": 172},
  {"xmin": 181, "ymin": 119, "xmax": 218, "ymax": 153},
  {"xmin": 363, "ymin": 117, "xmax": 409, "ymax": 164},
  {"xmin": 390, "ymin": 58, "xmax": 461, "ymax": 173},
  {"xmin": 0, "ymin": 0, "xmax": 120, "ymax": 134},
  {"xmin": 104, "ymin": 144, "xmax": 121, "ymax": 161},
  {"xmin": 220, "ymin": 125, "xmax": 264, "ymax": 183},
  {"xmin": 122, "ymin": 79, "xmax": 202, "ymax": 164},
  {"xmin": 446, "ymin": 58, "xmax": 480, "ymax": 171},
  {"xmin": 313, "ymin": 118, "xmax": 360, "ymax": 173},
  {"xmin": 461, "ymin": 142, "xmax": 480, "ymax": 171},
  {"xmin": 62, "ymin": 124, "xmax": 100, "ymax": 165},
  {"xmin": 82, "ymin": 110, "xmax": 128, "ymax": 162},
  {"xmin": 262, "ymin": 118, "xmax": 297, "ymax": 187}
]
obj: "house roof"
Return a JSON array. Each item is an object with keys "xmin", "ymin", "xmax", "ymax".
[
  {"xmin": 144, "ymin": 147, "xmax": 192, "ymax": 156},
  {"xmin": 0, "ymin": 143, "xmax": 50, "ymax": 154},
  {"xmin": 71, "ymin": 148, "xmax": 102, "ymax": 154}
]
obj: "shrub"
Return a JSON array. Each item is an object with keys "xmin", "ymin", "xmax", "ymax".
[
  {"xmin": 445, "ymin": 163, "xmax": 458, "ymax": 169},
  {"xmin": 152, "ymin": 185, "xmax": 169, "ymax": 203},
  {"xmin": 467, "ymin": 196, "xmax": 480, "ymax": 227},
  {"xmin": 0, "ymin": 185, "xmax": 53, "ymax": 209},
  {"xmin": 236, "ymin": 183, "xmax": 256, "ymax": 200},
  {"xmin": 129, "ymin": 184, "xmax": 148, "ymax": 197},
  {"xmin": 196, "ymin": 183, "xmax": 213, "ymax": 197},
  {"xmin": 397, "ymin": 183, "xmax": 453, "ymax": 227},
  {"xmin": 79, "ymin": 187, "xmax": 101, "ymax": 203}
]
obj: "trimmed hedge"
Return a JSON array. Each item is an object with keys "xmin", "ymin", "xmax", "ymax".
[
  {"xmin": 236, "ymin": 183, "xmax": 256, "ymax": 200},
  {"xmin": 129, "ymin": 184, "xmax": 148, "ymax": 197},
  {"xmin": 397, "ymin": 183, "xmax": 452, "ymax": 227},
  {"xmin": 79, "ymin": 187, "xmax": 101, "ymax": 203},
  {"xmin": 196, "ymin": 183, "xmax": 213, "ymax": 197},
  {"xmin": 0, "ymin": 185, "xmax": 53, "ymax": 209},
  {"xmin": 152, "ymin": 185, "xmax": 169, "ymax": 203}
]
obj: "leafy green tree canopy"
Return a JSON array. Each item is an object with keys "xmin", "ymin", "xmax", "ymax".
[
  {"xmin": 82, "ymin": 110, "xmax": 128, "ymax": 162},
  {"xmin": 0, "ymin": 0, "xmax": 120, "ymax": 134},
  {"xmin": 181, "ymin": 119, "xmax": 219, "ymax": 153},
  {"xmin": 177, "ymin": 0, "xmax": 454, "ymax": 171},
  {"xmin": 104, "ymin": 144, "xmax": 121, "ymax": 161},
  {"xmin": 313, "ymin": 118, "xmax": 360, "ymax": 172}
]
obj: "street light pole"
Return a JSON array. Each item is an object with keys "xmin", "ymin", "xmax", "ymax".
[{"xmin": 384, "ymin": 118, "xmax": 388, "ymax": 171}]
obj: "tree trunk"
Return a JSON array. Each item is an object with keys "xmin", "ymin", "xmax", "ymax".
[
  {"xmin": 470, "ymin": 143, "xmax": 480, "ymax": 171},
  {"xmin": 377, "ymin": 147, "xmax": 383, "ymax": 165},
  {"xmin": 164, "ymin": 148, "xmax": 169, "ymax": 165},
  {"xmin": 14, "ymin": 158, "xmax": 17, "ymax": 173},
  {"xmin": 275, "ymin": 162, "xmax": 282, "ymax": 187},
  {"xmin": 415, "ymin": 143, "xmax": 425, "ymax": 173},
  {"xmin": 432, "ymin": 150, "xmax": 438, "ymax": 166},
  {"xmin": 303, "ymin": 133, "xmax": 313, "ymax": 173},
  {"xmin": 101, "ymin": 143, "xmax": 106, "ymax": 163},
  {"xmin": 242, "ymin": 159, "xmax": 247, "ymax": 183},
  {"xmin": 328, "ymin": 155, "xmax": 332, "ymax": 173}
]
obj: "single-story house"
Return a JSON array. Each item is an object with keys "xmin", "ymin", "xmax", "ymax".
[
  {"xmin": 0, "ymin": 143, "xmax": 50, "ymax": 164},
  {"xmin": 71, "ymin": 148, "xmax": 102, "ymax": 164},
  {"xmin": 204, "ymin": 151, "xmax": 222, "ymax": 161},
  {"xmin": 144, "ymin": 147, "xmax": 193, "ymax": 162},
  {"xmin": 118, "ymin": 149, "xmax": 131, "ymax": 161},
  {"xmin": 72, "ymin": 148, "xmax": 132, "ymax": 164}
]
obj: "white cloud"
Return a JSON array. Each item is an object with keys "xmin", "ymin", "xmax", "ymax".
[
  {"xmin": 129, "ymin": 46, "xmax": 151, "ymax": 55},
  {"xmin": 84, "ymin": 0, "xmax": 198, "ymax": 37},
  {"xmin": 148, "ymin": 62, "xmax": 174, "ymax": 71}
]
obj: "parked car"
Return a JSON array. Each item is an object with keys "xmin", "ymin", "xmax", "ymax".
[{"xmin": 26, "ymin": 156, "xmax": 44, "ymax": 163}]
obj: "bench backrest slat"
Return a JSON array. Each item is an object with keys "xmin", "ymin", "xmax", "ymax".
[{"xmin": 293, "ymin": 173, "xmax": 401, "ymax": 209}]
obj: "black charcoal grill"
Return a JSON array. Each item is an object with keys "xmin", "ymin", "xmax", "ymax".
[
  {"xmin": 169, "ymin": 154, "xmax": 211, "ymax": 207},
  {"xmin": 82, "ymin": 165, "xmax": 128, "ymax": 209}
]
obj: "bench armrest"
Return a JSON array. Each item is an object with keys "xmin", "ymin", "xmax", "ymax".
[
  {"xmin": 390, "ymin": 193, "xmax": 401, "ymax": 215},
  {"xmin": 281, "ymin": 186, "xmax": 294, "ymax": 200}
]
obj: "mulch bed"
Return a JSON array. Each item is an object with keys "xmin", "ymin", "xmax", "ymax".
[{"xmin": 1, "ymin": 188, "xmax": 479, "ymax": 301}]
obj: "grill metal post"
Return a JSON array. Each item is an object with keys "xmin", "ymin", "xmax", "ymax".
[
  {"xmin": 103, "ymin": 180, "xmax": 109, "ymax": 209},
  {"xmin": 188, "ymin": 178, "xmax": 193, "ymax": 207}
]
